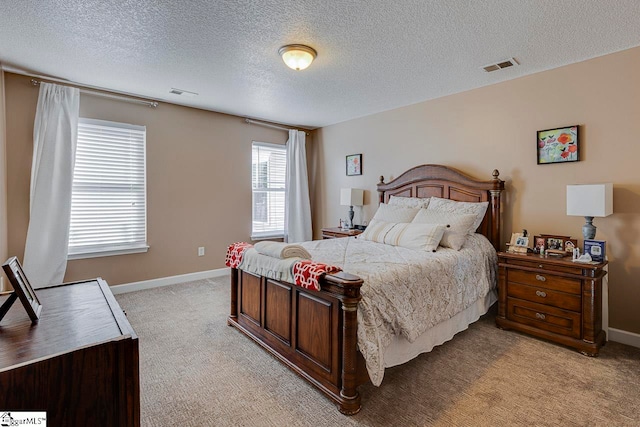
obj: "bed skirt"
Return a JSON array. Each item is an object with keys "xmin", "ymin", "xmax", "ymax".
[{"xmin": 384, "ymin": 290, "xmax": 497, "ymax": 367}]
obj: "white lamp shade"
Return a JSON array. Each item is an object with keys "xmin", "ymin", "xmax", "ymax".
[
  {"xmin": 566, "ymin": 183, "xmax": 613, "ymax": 217},
  {"xmin": 340, "ymin": 188, "xmax": 363, "ymax": 206}
]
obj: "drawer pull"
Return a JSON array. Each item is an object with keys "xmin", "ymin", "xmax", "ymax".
[
  {"xmin": 538, "ymin": 264, "xmax": 543, "ymax": 269},
  {"xmin": 535, "ymin": 274, "xmax": 546, "ymax": 282},
  {"xmin": 535, "ymin": 290, "xmax": 547, "ymax": 298},
  {"xmin": 535, "ymin": 313, "xmax": 546, "ymax": 320}
]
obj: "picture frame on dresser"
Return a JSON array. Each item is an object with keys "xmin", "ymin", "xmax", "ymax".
[
  {"xmin": 540, "ymin": 234, "xmax": 572, "ymax": 257},
  {"xmin": 508, "ymin": 232, "xmax": 528, "ymax": 254},
  {"xmin": 2, "ymin": 256, "xmax": 42, "ymax": 322},
  {"xmin": 564, "ymin": 238, "xmax": 578, "ymax": 254},
  {"xmin": 533, "ymin": 235, "xmax": 546, "ymax": 254}
]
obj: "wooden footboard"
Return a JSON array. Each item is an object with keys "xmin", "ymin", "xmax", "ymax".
[{"xmin": 227, "ymin": 267, "xmax": 366, "ymax": 414}]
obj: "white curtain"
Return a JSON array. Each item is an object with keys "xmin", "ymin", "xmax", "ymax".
[
  {"xmin": 23, "ymin": 83, "xmax": 79, "ymax": 288},
  {"xmin": 284, "ymin": 130, "xmax": 312, "ymax": 242}
]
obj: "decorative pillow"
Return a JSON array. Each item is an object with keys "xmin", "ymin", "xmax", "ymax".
[
  {"xmin": 388, "ymin": 196, "xmax": 431, "ymax": 209},
  {"xmin": 411, "ymin": 209, "xmax": 477, "ymax": 250},
  {"xmin": 383, "ymin": 222, "xmax": 445, "ymax": 252},
  {"xmin": 358, "ymin": 219, "xmax": 396, "ymax": 243},
  {"xmin": 371, "ymin": 203, "xmax": 419, "ymax": 223},
  {"xmin": 426, "ymin": 197, "xmax": 489, "ymax": 232},
  {"xmin": 359, "ymin": 219, "xmax": 445, "ymax": 252}
]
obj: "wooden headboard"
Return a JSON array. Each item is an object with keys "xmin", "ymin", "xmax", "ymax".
[{"xmin": 377, "ymin": 164, "xmax": 505, "ymax": 249}]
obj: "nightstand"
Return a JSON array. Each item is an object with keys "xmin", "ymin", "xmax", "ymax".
[
  {"xmin": 321, "ymin": 227, "xmax": 363, "ymax": 239},
  {"xmin": 496, "ymin": 251, "xmax": 607, "ymax": 356}
]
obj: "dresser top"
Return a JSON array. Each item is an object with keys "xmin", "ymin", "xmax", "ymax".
[
  {"xmin": 0, "ymin": 278, "xmax": 135, "ymax": 370},
  {"xmin": 498, "ymin": 251, "xmax": 607, "ymax": 269}
]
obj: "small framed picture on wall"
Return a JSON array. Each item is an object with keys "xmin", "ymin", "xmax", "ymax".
[
  {"xmin": 346, "ymin": 154, "xmax": 362, "ymax": 176},
  {"xmin": 537, "ymin": 125, "xmax": 579, "ymax": 164}
]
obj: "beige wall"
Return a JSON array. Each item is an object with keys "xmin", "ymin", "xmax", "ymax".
[
  {"xmin": 314, "ymin": 46, "xmax": 640, "ymax": 334},
  {"xmin": 5, "ymin": 72, "xmax": 295, "ymax": 285},
  {"xmin": 0, "ymin": 67, "xmax": 8, "ymax": 291}
]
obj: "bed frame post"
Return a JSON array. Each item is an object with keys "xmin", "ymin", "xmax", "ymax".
[
  {"xmin": 228, "ymin": 267, "xmax": 238, "ymax": 324},
  {"xmin": 489, "ymin": 169, "xmax": 503, "ymax": 251},
  {"xmin": 378, "ymin": 176, "xmax": 385, "ymax": 204},
  {"xmin": 339, "ymin": 299, "xmax": 361, "ymax": 415}
]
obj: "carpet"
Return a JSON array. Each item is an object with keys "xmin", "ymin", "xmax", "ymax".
[{"xmin": 115, "ymin": 277, "xmax": 640, "ymax": 426}]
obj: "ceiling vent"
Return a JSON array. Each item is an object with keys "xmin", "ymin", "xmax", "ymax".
[
  {"xmin": 482, "ymin": 58, "xmax": 519, "ymax": 73},
  {"xmin": 169, "ymin": 88, "xmax": 198, "ymax": 97}
]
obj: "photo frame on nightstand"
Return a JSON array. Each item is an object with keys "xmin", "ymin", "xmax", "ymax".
[
  {"xmin": 533, "ymin": 235, "xmax": 546, "ymax": 254},
  {"xmin": 508, "ymin": 233, "xmax": 529, "ymax": 254},
  {"xmin": 540, "ymin": 234, "xmax": 572, "ymax": 257}
]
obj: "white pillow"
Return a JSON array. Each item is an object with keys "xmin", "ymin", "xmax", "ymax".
[
  {"xmin": 426, "ymin": 197, "xmax": 489, "ymax": 232},
  {"xmin": 388, "ymin": 196, "xmax": 430, "ymax": 209},
  {"xmin": 358, "ymin": 219, "xmax": 396, "ymax": 243},
  {"xmin": 371, "ymin": 203, "xmax": 419, "ymax": 223},
  {"xmin": 383, "ymin": 222, "xmax": 445, "ymax": 252},
  {"xmin": 411, "ymin": 209, "xmax": 477, "ymax": 250},
  {"xmin": 358, "ymin": 219, "xmax": 445, "ymax": 252}
]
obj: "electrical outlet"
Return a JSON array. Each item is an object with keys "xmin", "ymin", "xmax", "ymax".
[{"xmin": 198, "ymin": 247, "xmax": 205, "ymax": 256}]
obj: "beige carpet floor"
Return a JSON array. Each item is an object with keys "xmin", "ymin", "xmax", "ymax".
[{"xmin": 115, "ymin": 277, "xmax": 640, "ymax": 427}]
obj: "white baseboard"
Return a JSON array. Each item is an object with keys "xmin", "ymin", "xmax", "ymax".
[
  {"xmin": 110, "ymin": 267, "xmax": 230, "ymax": 295},
  {"xmin": 608, "ymin": 327, "xmax": 640, "ymax": 349}
]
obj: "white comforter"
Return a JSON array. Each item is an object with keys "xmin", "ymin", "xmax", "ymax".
[{"xmin": 300, "ymin": 234, "xmax": 497, "ymax": 386}]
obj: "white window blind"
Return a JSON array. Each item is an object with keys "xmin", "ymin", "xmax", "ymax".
[
  {"xmin": 252, "ymin": 142, "xmax": 286, "ymax": 239},
  {"xmin": 69, "ymin": 118, "xmax": 147, "ymax": 258}
]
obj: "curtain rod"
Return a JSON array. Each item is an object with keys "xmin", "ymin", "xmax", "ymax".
[
  {"xmin": 245, "ymin": 118, "xmax": 310, "ymax": 135},
  {"xmin": 29, "ymin": 78, "xmax": 158, "ymax": 108}
]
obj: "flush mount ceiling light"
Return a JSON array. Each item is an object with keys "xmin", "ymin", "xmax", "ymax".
[{"xmin": 278, "ymin": 44, "xmax": 317, "ymax": 71}]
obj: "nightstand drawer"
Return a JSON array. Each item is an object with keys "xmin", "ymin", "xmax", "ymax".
[
  {"xmin": 507, "ymin": 298, "xmax": 581, "ymax": 339},
  {"xmin": 507, "ymin": 282, "xmax": 581, "ymax": 312},
  {"xmin": 502, "ymin": 258, "xmax": 584, "ymax": 275},
  {"xmin": 507, "ymin": 269, "xmax": 581, "ymax": 295}
]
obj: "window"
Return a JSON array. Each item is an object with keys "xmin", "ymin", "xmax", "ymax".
[
  {"xmin": 251, "ymin": 142, "xmax": 286, "ymax": 239},
  {"xmin": 68, "ymin": 118, "xmax": 147, "ymax": 259}
]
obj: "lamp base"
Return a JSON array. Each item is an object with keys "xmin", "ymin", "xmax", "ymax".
[
  {"xmin": 582, "ymin": 216, "xmax": 596, "ymax": 240},
  {"xmin": 348, "ymin": 206, "xmax": 355, "ymax": 229}
]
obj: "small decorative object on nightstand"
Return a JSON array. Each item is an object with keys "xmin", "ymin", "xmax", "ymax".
[
  {"xmin": 321, "ymin": 227, "xmax": 363, "ymax": 240},
  {"xmin": 496, "ymin": 251, "xmax": 607, "ymax": 356}
]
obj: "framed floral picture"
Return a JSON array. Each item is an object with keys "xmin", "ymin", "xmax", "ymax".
[
  {"xmin": 537, "ymin": 125, "xmax": 579, "ymax": 164},
  {"xmin": 346, "ymin": 154, "xmax": 362, "ymax": 176}
]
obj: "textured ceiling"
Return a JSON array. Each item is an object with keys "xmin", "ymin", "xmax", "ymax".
[{"xmin": 1, "ymin": 1, "xmax": 640, "ymax": 128}]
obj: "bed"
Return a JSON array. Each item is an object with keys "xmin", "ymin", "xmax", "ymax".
[{"xmin": 227, "ymin": 164, "xmax": 505, "ymax": 414}]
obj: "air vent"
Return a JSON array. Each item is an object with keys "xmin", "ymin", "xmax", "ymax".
[
  {"xmin": 482, "ymin": 58, "xmax": 519, "ymax": 73},
  {"xmin": 169, "ymin": 88, "xmax": 198, "ymax": 97}
]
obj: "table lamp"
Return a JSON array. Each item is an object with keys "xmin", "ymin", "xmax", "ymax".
[
  {"xmin": 340, "ymin": 188, "xmax": 364, "ymax": 229},
  {"xmin": 566, "ymin": 183, "xmax": 613, "ymax": 240}
]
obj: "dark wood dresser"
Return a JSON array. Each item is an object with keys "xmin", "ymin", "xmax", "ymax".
[
  {"xmin": 496, "ymin": 252, "xmax": 607, "ymax": 356},
  {"xmin": 0, "ymin": 278, "xmax": 140, "ymax": 426}
]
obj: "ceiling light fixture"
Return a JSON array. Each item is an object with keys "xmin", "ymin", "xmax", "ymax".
[{"xmin": 278, "ymin": 44, "xmax": 317, "ymax": 71}]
